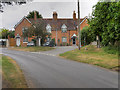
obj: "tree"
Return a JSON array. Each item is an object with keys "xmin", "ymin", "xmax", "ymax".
[
  {"xmin": 23, "ymin": 20, "xmax": 48, "ymax": 46},
  {"xmin": 81, "ymin": 26, "xmax": 95, "ymax": 46},
  {"xmin": 26, "ymin": 11, "xmax": 42, "ymax": 18},
  {"xmin": 0, "ymin": 0, "xmax": 33, "ymax": 12},
  {"xmin": 8, "ymin": 30, "xmax": 15, "ymax": 38},
  {"xmin": 88, "ymin": 1, "xmax": 120, "ymax": 46},
  {"xmin": 0, "ymin": 28, "xmax": 9, "ymax": 39}
]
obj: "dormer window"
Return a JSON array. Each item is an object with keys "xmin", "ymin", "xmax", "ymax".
[
  {"xmin": 61, "ymin": 24, "xmax": 67, "ymax": 33},
  {"xmin": 46, "ymin": 24, "xmax": 51, "ymax": 33}
]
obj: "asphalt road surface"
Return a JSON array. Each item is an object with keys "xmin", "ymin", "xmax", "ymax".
[{"xmin": 2, "ymin": 48, "xmax": 118, "ymax": 88}]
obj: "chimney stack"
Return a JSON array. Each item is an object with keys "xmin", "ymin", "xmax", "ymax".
[
  {"xmin": 53, "ymin": 12, "xmax": 58, "ymax": 20},
  {"xmin": 73, "ymin": 11, "xmax": 76, "ymax": 20},
  {"xmin": 34, "ymin": 11, "xmax": 37, "ymax": 21}
]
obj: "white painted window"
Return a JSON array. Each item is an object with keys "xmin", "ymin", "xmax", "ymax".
[
  {"xmin": 62, "ymin": 37, "xmax": 67, "ymax": 42},
  {"xmin": 46, "ymin": 24, "xmax": 51, "ymax": 33},
  {"xmin": 22, "ymin": 27, "xmax": 28, "ymax": 33},
  {"xmin": 23, "ymin": 37, "xmax": 28, "ymax": 42},
  {"xmin": 61, "ymin": 24, "xmax": 67, "ymax": 33}
]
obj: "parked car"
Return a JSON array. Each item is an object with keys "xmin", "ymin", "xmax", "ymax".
[
  {"xmin": 43, "ymin": 41, "xmax": 50, "ymax": 46},
  {"xmin": 49, "ymin": 40, "xmax": 55, "ymax": 47},
  {"xmin": 27, "ymin": 41, "xmax": 35, "ymax": 46},
  {"xmin": 43, "ymin": 40, "xmax": 55, "ymax": 47}
]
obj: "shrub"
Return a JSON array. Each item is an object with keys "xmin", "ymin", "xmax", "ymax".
[
  {"xmin": 60, "ymin": 43, "xmax": 62, "ymax": 46},
  {"xmin": 102, "ymin": 45, "xmax": 118, "ymax": 55},
  {"xmin": 62, "ymin": 42, "xmax": 66, "ymax": 46},
  {"xmin": 81, "ymin": 26, "xmax": 95, "ymax": 46},
  {"xmin": 49, "ymin": 38, "xmax": 55, "ymax": 47},
  {"xmin": 67, "ymin": 43, "xmax": 69, "ymax": 46},
  {"xmin": 32, "ymin": 39, "xmax": 36, "ymax": 46}
]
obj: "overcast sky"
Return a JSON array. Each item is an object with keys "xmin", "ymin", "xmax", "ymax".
[{"xmin": 0, "ymin": 0, "xmax": 98, "ymax": 30}]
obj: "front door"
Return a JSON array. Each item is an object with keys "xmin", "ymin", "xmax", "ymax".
[
  {"xmin": 16, "ymin": 38, "xmax": 20, "ymax": 46},
  {"xmin": 73, "ymin": 38, "xmax": 76, "ymax": 45}
]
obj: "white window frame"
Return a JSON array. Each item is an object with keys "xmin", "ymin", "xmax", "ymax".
[
  {"xmin": 62, "ymin": 37, "xmax": 67, "ymax": 42},
  {"xmin": 61, "ymin": 24, "xmax": 67, "ymax": 33},
  {"xmin": 23, "ymin": 37, "xmax": 28, "ymax": 42},
  {"xmin": 46, "ymin": 24, "xmax": 51, "ymax": 33}
]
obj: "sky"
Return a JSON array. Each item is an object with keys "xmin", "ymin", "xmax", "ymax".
[{"xmin": 0, "ymin": 0, "xmax": 98, "ymax": 30}]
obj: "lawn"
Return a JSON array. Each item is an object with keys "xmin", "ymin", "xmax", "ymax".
[
  {"xmin": 60, "ymin": 45, "xmax": 119, "ymax": 71},
  {"xmin": 0, "ymin": 55, "xmax": 28, "ymax": 88},
  {"xmin": 8, "ymin": 46, "xmax": 55, "ymax": 52}
]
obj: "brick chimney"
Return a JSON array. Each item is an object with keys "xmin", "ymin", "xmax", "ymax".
[
  {"xmin": 34, "ymin": 11, "xmax": 37, "ymax": 21},
  {"xmin": 73, "ymin": 11, "xmax": 76, "ymax": 20},
  {"xmin": 53, "ymin": 12, "xmax": 58, "ymax": 20}
]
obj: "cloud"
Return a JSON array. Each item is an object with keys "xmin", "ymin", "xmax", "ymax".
[
  {"xmin": 1, "ymin": 0, "xmax": 98, "ymax": 30},
  {"xmin": 0, "ymin": 14, "xmax": 2, "ymax": 28}
]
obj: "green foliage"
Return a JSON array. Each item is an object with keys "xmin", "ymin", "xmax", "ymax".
[
  {"xmin": 52, "ymin": 38, "xmax": 55, "ymax": 45},
  {"xmin": 102, "ymin": 45, "xmax": 118, "ymax": 55},
  {"xmin": 60, "ymin": 43, "xmax": 62, "ymax": 46},
  {"xmin": 26, "ymin": 11, "xmax": 42, "ymax": 18},
  {"xmin": 88, "ymin": 1, "xmax": 120, "ymax": 46},
  {"xmin": 49, "ymin": 38, "xmax": 55, "ymax": 46},
  {"xmin": 0, "ymin": 28, "xmax": 9, "ymax": 39},
  {"xmin": 67, "ymin": 43, "xmax": 69, "ymax": 46},
  {"xmin": 62, "ymin": 42, "xmax": 66, "ymax": 46},
  {"xmin": 32, "ymin": 39, "xmax": 36, "ymax": 46},
  {"xmin": 8, "ymin": 31, "xmax": 15, "ymax": 38},
  {"xmin": 0, "ymin": 29, "xmax": 15, "ymax": 39},
  {"xmin": 81, "ymin": 26, "xmax": 95, "ymax": 45},
  {"xmin": 23, "ymin": 20, "xmax": 48, "ymax": 45}
]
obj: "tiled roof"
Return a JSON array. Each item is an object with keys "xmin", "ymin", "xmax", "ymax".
[{"xmin": 28, "ymin": 18, "xmax": 85, "ymax": 30}]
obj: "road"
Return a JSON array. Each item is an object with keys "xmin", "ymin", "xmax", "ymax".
[{"xmin": 2, "ymin": 48, "xmax": 118, "ymax": 88}]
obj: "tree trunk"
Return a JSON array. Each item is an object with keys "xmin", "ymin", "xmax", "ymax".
[
  {"xmin": 97, "ymin": 35, "xmax": 100, "ymax": 48},
  {"xmin": 98, "ymin": 36, "xmax": 100, "ymax": 48}
]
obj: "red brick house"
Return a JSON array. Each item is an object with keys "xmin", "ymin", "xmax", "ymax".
[{"xmin": 14, "ymin": 11, "xmax": 88, "ymax": 47}]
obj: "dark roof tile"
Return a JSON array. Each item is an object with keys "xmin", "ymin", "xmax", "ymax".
[{"xmin": 28, "ymin": 18, "xmax": 85, "ymax": 30}]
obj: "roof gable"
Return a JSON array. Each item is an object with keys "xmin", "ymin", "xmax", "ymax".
[
  {"xmin": 46, "ymin": 24, "xmax": 51, "ymax": 29},
  {"xmin": 14, "ymin": 16, "xmax": 32, "ymax": 29},
  {"xmin": 61, "ymin": 24, "xmax": 67, "ymax": 28}
]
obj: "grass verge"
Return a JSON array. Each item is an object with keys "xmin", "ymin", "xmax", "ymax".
[
  {"xmin": 8, "ymin": 46, "xmax": 55, "ymax": 52},
  {"xmin": 59, "ymin": 45, "xmax": 119, "ymax": 71},
  {"xmin": 0, "ymin": 55, "xmax": 28, "ymax": 88}
]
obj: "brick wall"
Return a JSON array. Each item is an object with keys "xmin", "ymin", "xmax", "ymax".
[
  {"xmin": 15, "ymin": 17, "xmax": 88, "ymax": 46},
  {"xmin": 51, "ymin": 30, "xmax": 78, "ymax": 46},
  {"xmin": 15, "ymin": 18, "xmax": 32, "ymax": 47},
  {"xmin": 50, "ymin": 19, "xmax": 88, "ymax": 46}
]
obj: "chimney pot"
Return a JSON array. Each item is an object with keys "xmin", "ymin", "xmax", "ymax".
[
  {"xmin": 53, "ymin": 12, "xmax": 58, "ymax": 20},
  {"xmin": 73, "ymin": 11, "xmax": 76, "ymax": 20}
]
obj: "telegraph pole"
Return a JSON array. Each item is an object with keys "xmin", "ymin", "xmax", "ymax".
[
  {"xmin": 56, "ymin": 28, "xmax": 57, "ymax": 46},
  {"xmin": 78, "ymin": 0, "xmax": 81, "ymax": 50}
]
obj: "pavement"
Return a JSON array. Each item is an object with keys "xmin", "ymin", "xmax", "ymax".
[{"xmin": 1, "ymin": 47, "xmax": 118, "ymax": 88}]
